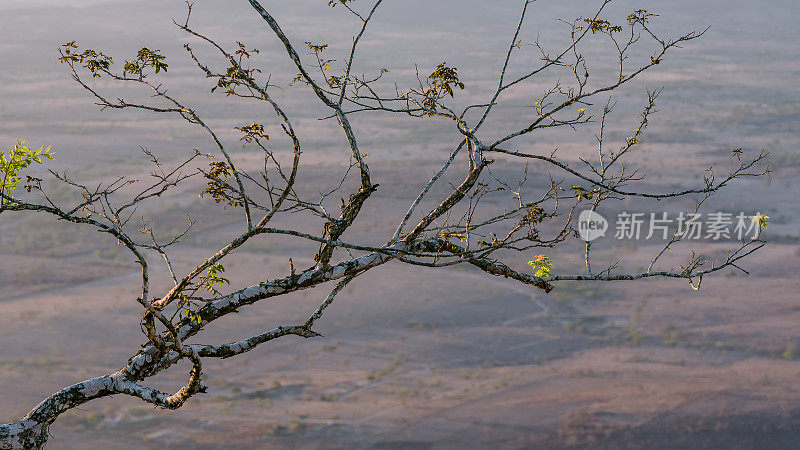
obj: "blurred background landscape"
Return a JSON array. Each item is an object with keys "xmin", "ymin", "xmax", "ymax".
[{"xmin": 0, "ymin": 0, "xmax": 798, "ymax": 448}]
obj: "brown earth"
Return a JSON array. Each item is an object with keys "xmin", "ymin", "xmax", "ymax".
[{"xmin": 1, "ymin": 0, "xmax": 798, "ymax": 448}]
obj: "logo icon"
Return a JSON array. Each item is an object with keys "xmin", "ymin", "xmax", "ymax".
[{"xmin": 578, "ymin": 209, "xmax": 608, "ymax": 242}]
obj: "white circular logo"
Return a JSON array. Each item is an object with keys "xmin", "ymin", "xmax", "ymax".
[{"xmin": 578, "ymin": 210, "xmax": 608, "ymax": 242}]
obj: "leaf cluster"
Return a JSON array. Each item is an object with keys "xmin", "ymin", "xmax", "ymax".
[
  {"xmin": 235, "ymin": 123, "xmax": 270, "ymax": 143},
  {"xmin": 123, "ymin": 47, "xmax": 169, "ymax": 77},
  {"xmin": 627, "ymin": 9, "xmax": 658, "ymax": 25},
  {"xmin": 579, "ymin": 17, "xmax": 622, "ymax": 35},
  {"xmin": 570, "ymin": 185, "xmax": 601, "ymax": 202},
  {"xmin": 199, "ymin": 263, "xmax": 230, "ymax": 295},
  {"xmin": 527, "ymin": 254, "xmax": 553, "ymax": 277},
  {"xmin": 328, "ymin": 0, "xmax": 354, "ymax": 7},
  {"xmin": 520, "ymin": 204, "xmax": 546, "ymax": 225},
  {"xmin": 423, "ymin": 62, "xmax": 465, "ymax": 114},
  {"xmin": 59, "ymin": 41, "xmax": 113, "ymax": 78},
  {"xmin": 1, "ymin": 140, "xmax": 53, "ymax": 200},
  {"xmin": 201, "ymin": 161, "xmax": 245, "ymax": 209},
  {"xmin": 212, "ymin": 42, "xmax": 261, "ymax": 95}
]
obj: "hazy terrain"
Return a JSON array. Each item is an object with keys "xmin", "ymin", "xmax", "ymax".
[{"xmin": 1, "ymin": 0, "xmax": 798, "ymax": 448}]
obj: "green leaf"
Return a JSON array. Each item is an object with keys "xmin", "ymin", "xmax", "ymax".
[{"xmin": 1, "ymin": 140, "xmax": 54, "ymax": 203}]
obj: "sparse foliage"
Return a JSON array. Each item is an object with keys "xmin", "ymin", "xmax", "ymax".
[
  {"xmin": 0, "ymin": 1, "xmax": 769, "ymax": 448},
  {"xmin": 528, "ymin": 254, "xmax": 553, "ymax": 277},
  {"xmin": 0, "ymin": 140, "xmax": 53, "ymax": 204}
]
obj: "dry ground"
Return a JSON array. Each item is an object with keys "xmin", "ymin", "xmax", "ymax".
[{"xmin": 1, "ymin": 0, "xmax": 799, "ymax": 448}]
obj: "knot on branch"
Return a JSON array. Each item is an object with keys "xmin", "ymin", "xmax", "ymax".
[{"xmin": 295, "ymin": 327, "xmax": 322, "ymax": 339}]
